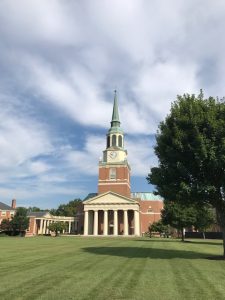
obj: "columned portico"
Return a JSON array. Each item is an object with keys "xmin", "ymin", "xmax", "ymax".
[
  {"xmin": 27, "ymin": 212, "xmax": 78, "ymax": 236},
  {"xmin": 83, "ymin": 191, "xmax": 140, "ymax": 236}
]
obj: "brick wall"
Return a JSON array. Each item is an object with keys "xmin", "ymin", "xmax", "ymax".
[
  {"xmin": 139, "ymin": 200, "xmax": 164, "ymax": 233},
  {"xmin": 98, "ymin": 165, "xmax": 130, "ymax": 197}
]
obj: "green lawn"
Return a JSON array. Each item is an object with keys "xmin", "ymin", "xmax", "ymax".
[{"xmin": 0, "ymin": 237, "xmax": 224, "ymax": 300}]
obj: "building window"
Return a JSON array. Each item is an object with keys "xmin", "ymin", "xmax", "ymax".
[
  {"xmin": 109, "ymin": 168, "xmax": 116, "ymax": 180},
  {"xmin": 112, "ymin": 135, "xmax": 117, "ymax": 146},
  {"xmin": 1, "ymin": 211, "xmax": 6, "ymax": 216},
  {"xmin": 147, "ymin": 206, "xmax": 153, "ymax": 213},
  {"xmin": 118, "ymin": 135, "xmax": 122, "ymax": 147},
  {"xmin": 107, "ymin": 136, "xmax": 110, "ymax": 148}
]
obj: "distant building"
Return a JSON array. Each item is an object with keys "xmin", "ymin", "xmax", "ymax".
[
  {"xmin": 26, "ymin": 211, "xmax": 79, "ymax": 236},
  {"xmin": 81, "ymin": 92, "xmax": 163, "ymax": 236},
  {"xmin": 0, "ymin": 199, "xmax": 16, "ymax": 224}
]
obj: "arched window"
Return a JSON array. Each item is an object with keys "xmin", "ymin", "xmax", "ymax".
[
  {"xmin": 112, "ymin": 135, "xmax": 117, "ymax": 146},
  {"xmin": 109, "ymin": 168, "xmax": 116, "ymax": 180},
  {"xmin": 118, "ymin": 135, "xmax": 122, "ymax": 147},
  {"xmin": 107, "ymin": 136, "xmax": 110, "ymax": 148}
]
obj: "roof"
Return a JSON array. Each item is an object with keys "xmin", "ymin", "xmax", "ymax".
[
  {"xmin": 83, "ymin": 191, "xmax": 139, "ymax": 205},
  {"xmin": 0, "ymin": 202, "xmax": 14, "ymax": 211},
  {"xmin": 83, "ymin": 193, "xmax": 98, "ymax": 201},
  {"xmin": 131, "ymin": 192, "xmax": 164, "ymax": 201},
  {"xmin": 27, "ymin": 211, "xmax": 50, "ymax": 217},
  {"xmin": 83, "ymin": 192, "xmax": 164, "ymax": 202}
]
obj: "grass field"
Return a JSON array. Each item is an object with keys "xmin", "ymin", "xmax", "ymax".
[{"xmin": 0, "ymin": 236, "xmax": 224, "ymax": 300}]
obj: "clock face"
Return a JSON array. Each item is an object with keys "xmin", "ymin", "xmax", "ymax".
[{"xmin": 109, "ymin": 151, "xmax": 117, "ymax": 159}]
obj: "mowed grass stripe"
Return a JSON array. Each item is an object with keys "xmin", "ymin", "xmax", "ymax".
[
  {"xmin": 0, "ymin": 238, "xmax": 124, "ymax": 299},
  {"xmin": 0, "ymin": 237, "xmax": 225, "ymax": 300}
]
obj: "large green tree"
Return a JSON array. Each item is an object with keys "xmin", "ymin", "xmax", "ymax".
[
  {"xmin": 50, "ymin": 199, "xmax": 82, "ymax": 217},
  {"xmin": 0, "ymin": 219, "xmax": 12, "ymax": 232},
  {"xmin": 161, "ymin": 201, "xmax": 197, "ymax": 241},
  {"xmin": 147, "ymin": 91, "xmax": 225, "ymax": 257},
  {"xmin": 11, "ymin": 207, "xmax": 29, "ymax": 234},
  {"xmin": 193, "ymin": 206, "xmax": 215, "ymax": 238}
]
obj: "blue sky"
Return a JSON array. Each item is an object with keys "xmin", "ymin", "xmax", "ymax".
[{"xmin": 1, "ymin": 0, "xmax": 225, "ymax": 209}]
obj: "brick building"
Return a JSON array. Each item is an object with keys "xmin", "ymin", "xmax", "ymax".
[
  {"xmin": 82, "ymin": 92, "xmax": 163, "ymax": 236},
  {"xmin": 26, "ymin": 211, "xmax": 79, "ymax": 236},
  {"xmin": 0, "ymin": 199, "xmax": 16, "ymax": 224}
]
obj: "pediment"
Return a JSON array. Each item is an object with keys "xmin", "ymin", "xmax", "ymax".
[
  {"xmin": 43, "ymin": 212, "xmax": 53, "ymax": 218},
  {"xmin": 83, "ymin": 191, "xmax": 138, "ymax": 205}
]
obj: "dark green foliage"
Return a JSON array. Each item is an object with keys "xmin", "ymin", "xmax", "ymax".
[
  {"xmin": 148, "ymin": 220, "xmax": 170, "ymax": 238},
  {"xmin": 161, "ymin": 201, "xmax": 205, "ymax": 241},
  {"xmin": 193, "ymin": 206, "xmax": 215, "ymax": 232},
  {"xmin": 0, "ymin": 219, "xmax": 12, "ymax": 231},
  {"xmin": 10, "ymin": 207, "xmax": 29, "ymax": 234},
  {"xmin": 147, "ymin": 91, "xmax": 225, "ymax": 254},
  {"xmin": 27, "ymin": 206, "xmax": 41, "ymax": 212},
  {"xmin": 48, "ymin": 222, "xmax": 67, "ymax": 236},
  {"xmin": 50, "ymin": 199, "xmax": 82, "ymax": 217},
  {"xmin": 0, "ymin": 208, "xmax": 29, "ymax": 235}
]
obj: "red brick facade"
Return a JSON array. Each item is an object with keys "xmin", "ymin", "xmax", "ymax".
[
  {"xmin": 0, "ymin": 199, "xmax": 16, "ymax": 225},
  {"xmin": 98, "ymin": 164, "xmax": 131, "ymax": 197},
  {"xmin": 139, "ymin": 199, "xmax": 163, "ymax": 233}
]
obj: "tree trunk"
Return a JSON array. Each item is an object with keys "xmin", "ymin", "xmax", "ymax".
[
  {"xmin": 181, "ymin": 228, "xmax": 184, "ymax": 242},
  {"xmin": 216, "ymin": 208, "xmax": 225, "ymax": 258},
  {"xmin": 202, "ymin": 232, "xmax": 205, "ymax": 239},
  {"xmin": 221, "ymin": 226, "xmax": 225, "ymax": 258}
]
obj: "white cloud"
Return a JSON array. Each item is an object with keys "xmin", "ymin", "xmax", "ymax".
[
  {"xmin": 1, "ymin": 0, "xmax": 225, "ymax": 205},
  {"xmin": 0, "ymin": 101, "xmax": 52, "ymax": 170},
  {"xmin": 1, "ymin": 0, "xmax": 225, "ymax": 135},
  {"xmin": 65, "ymin": 133, "xmax": 156, "ymax": 177}
]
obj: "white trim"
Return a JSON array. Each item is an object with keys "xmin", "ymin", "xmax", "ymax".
[
  {"xmin": 140, "ymin": 212, "xmax": 161, "ymax": 215},
  {"xmin": 98, "ymin": 182, "xmax": 130, "ymax": 186}
]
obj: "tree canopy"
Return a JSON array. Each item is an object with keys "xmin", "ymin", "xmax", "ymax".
[
  {"xmin": 161, "ymin": 201, "xmax": 214, "ymax": 241},
  {"xmin": 148, "ymin": 220, "xmax": 170, "ymax": 238},
  {"xmin": 10, "ymin": 207, "xmax": 29, "ymax": 234},
  {"xmin": 147, "ymin": 91, "xmax": 225, "ymax": 256},
  {"xmin": 50, "ymin": 199, "xmax": 82, "ymax": 217},
  {"xmin": 48, "ymin": 222, "xmax": 67, "ymax": 237}
]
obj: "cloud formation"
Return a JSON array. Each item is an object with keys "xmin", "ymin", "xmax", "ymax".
[{"xmin": 0, "ymin": 0, "xmax": 225, "ymax": 207}]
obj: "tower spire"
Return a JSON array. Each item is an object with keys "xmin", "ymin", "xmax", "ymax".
[{"xmin": 111, "ymin": 90, "xmax": 120, "ymax": 128}]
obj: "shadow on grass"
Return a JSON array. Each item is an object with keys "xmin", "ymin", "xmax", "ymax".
[
  {"xmin": 82, "ymin": 246, "xmax": 206, "ymax": 259},
  {"xmin": 184, "ymin": 240, "xmax": 223, "ymax": 246},
  {"xmin": 135, "ymin": 239, "xmax": 223, "ymax": 247}
]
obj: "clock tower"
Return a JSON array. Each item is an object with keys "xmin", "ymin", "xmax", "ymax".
[{"xmin": 98, "ymin": 91, "xmax": 131, "ymax": 197}]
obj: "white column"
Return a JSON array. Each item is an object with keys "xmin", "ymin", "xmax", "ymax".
[
  {"xmin": 134, "ymin": 210, "xmax": 140, "ymax": 236},
  {"xmin": 47, "ymin": 220, "xmax": 50, "ymax": 234},
  {"xmin": 103, "ymin": 210, "xmax": 108, "ymax": 235},
  {"xmin": 46, "ymin": 220, "xmax": 48, "ymax": 234},
  {"xmin": 39, "ymin": 219, "xmax": 43, "ymax": 234},
  {"xmin": 43, "ymin": 220, "xmax": 46, "ymax": 234},
  {"xmin": 124, "ymin": 210, "xmax": 128, "ymax": 236},
  {"xmin": 63, "ymin": 221, "xmax": 66, "ymax": 234},
  {"xmin": 113, "ymin": 210, "xmax": 118, "ymax": 236},
  {"xmin": 46, "ymin": 220, "xmax": 50, "ymax": 234},
  {"xmin": 84, "ymin": 211, "xmax": 89, "ymax": 235},
  {"xmin": 68, "ymin": 221, "xmax": 71, "ymax": 234},
  {"xmin": 94, "ymin": 210, "xmax": 99, "ymax": 235}
]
